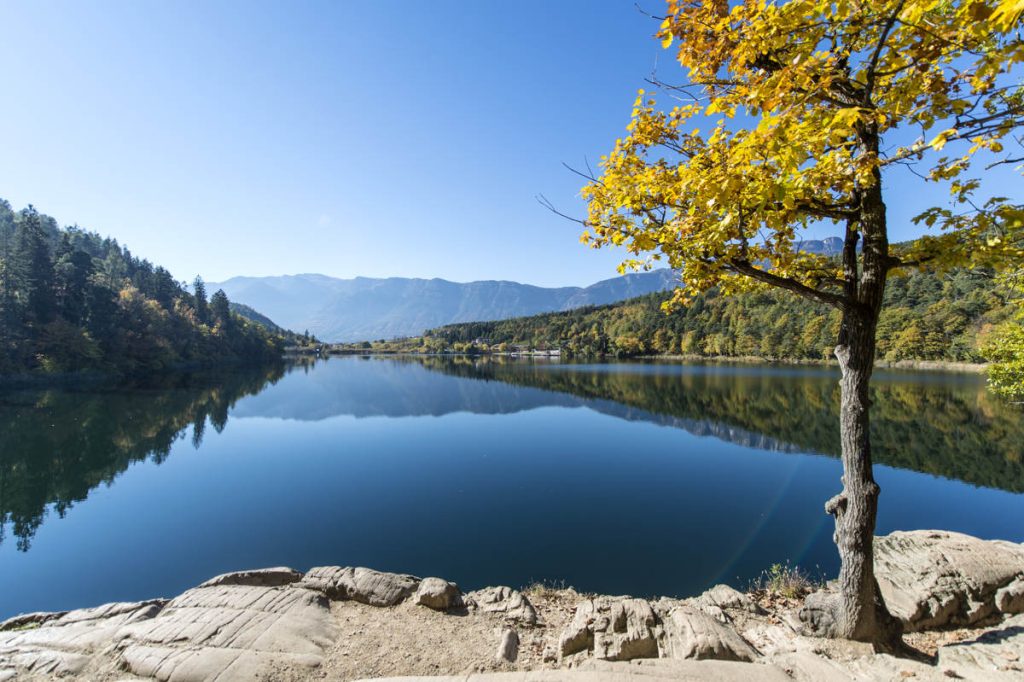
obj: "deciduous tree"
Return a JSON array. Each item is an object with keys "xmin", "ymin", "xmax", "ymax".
[{"xmin": 580, "ymin": 0, "xmax": 1023, "ymax": 644}]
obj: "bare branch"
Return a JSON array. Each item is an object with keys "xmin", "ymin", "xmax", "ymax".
[{"xmin": 537, "ymin": 194, "xmax": 587, "ymax": 226}]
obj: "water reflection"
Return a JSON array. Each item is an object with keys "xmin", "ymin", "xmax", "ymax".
[
  {"xmin": 0, "ymin": 364, "xmax": 286, "ymax": 550},
  {"xmin": 233, "ymin": 355, "xmax": 1024, "ymax": 493},
  {"xmin": 414, "ymin": 357, "xmax": 1024, "ymax": 493},
  {"xmin": 1, "ymin": 355, "xmax": 1021, "ymax": 618},
  {"xmin": 2, "ymin": 355, "xmax": 1020, "ymax": 556}
]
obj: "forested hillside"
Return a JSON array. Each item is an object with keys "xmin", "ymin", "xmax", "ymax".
[
  {"xmin": 0, "ymin": 200, "xmax": 286, "ymax": 378},
  {"xmin": 427, "ymin": 266, "xmax": 1012, "ymax": 362}
]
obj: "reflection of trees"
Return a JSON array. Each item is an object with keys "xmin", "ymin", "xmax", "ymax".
[
  {"xmin": 416, "ymin": 357, "xmax": 1024, "ymax": 493},
  {"xmin": 0, "ymin": 365, "xmax": 285, "ymax": 551}
]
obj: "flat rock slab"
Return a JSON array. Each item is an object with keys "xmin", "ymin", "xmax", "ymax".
[
  {"xmin": 114, "ymin": 583, "xmax": 336, "ymax": 680},
  {"xmin": 301, "ymin": 566, "xmax": 420, "ymax": 606},
  {"xmin": 875, "ymin": 530, "xmax": 1024, "ymax": 631},
  {"xmin": 0, "ymin": 599, "xmax": 166, "ymax": 679}
]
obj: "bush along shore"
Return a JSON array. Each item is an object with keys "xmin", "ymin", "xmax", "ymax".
[{"xmin": 2, "ymin": 530, "xmax": 1023, "ymax": 681}]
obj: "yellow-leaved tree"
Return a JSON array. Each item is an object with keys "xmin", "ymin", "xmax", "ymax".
[{"xmin": 580, "ymin": 0, "xmax": 1023, "ymax": 644}]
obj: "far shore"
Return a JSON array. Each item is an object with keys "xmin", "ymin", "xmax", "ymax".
[{"xmin": 324, "ymin": 347, "xmax": 989, "ymax": 374}]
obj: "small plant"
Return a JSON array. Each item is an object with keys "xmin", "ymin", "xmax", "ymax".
[
  {"xmin": 523, "ymin": 578, "xmax": 570, "ymax": 599},
  {"xmin": 753, "ymin": 562, "xmax": 816, "ymax": 599}
]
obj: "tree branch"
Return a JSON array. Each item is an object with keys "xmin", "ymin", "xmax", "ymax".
[
  {"xmin": 727, "ymin": 258, "xmax": 848, "ymax": 310},
  {"xmin": 862, "ymin": 0, "xmax": 906, "ymax": 106}
]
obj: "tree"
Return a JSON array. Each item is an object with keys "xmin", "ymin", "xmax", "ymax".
[
  {"xmin": 579, "ymin": 0, "xmax": 1023, "ymax": 644},
  {"xmin": 54, "ymin": 234, "xmax": 93, "ymax": 325},
  {"xmin": 12, "ymin": 206, "xmax": 56, "ymax": 328},
  {"xmin": 210, "ymin": 288, "xmax": 232, "ymax": 331},
  {"xmin": 193, "ymin": 276, "xmax": 209, "ymax": 324},
  {"xmin": 985, "ymin": 271, "xmax": 1024, "ymax": 398}
]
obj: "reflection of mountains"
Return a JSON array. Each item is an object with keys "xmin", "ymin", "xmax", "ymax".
[
  {"xmin": 233, "ymin": 356, "xmax": 1024, "ymax": 493},
  {"xmin": 424, "ymin": 357, "xmax": 1024, "ymax": 494},
  {"xmin": 4, "ymin": 356, "xmax": 1020, "ymax": 553},
  {"xmin": 0, "ymin": 366, "xmax": 285, "ymax": 551},
  {"xmin": 234, "ymin": 358, "xmax": 808, "ymax": 453}
]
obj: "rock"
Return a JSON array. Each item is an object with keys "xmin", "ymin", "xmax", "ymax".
[
  {"xmin": 496, "ymin": 628, "xmax": 519, "ymax": 663},
  {"xmin": 465, "ymin": 586, "xmax": 538, "ymax": 625},
  {"xmin": 301, "ymin": 566, "xmax": 420, "ymax": 606},
  {"xmin": 0, "ymin": 611, "xmax": 67, "ymax": 632},
  {"xmin": 197, "ymin": 566, "xmax": 303, "ymax": 588},
  {"xmin": 663, "ymin": 606, "xmax": 758, "ymax": 662},
  {"xmin": 559, "ymin": 598, "xmax": 661, "ymax": 661},
  {"xmin": 415, "ymin": 577, "xmax": 462, "ymax": 611},
  {"xmin": 116, "ymin": 583, "xmax": 337, "ymax": 680},
  {"xmin": 996, "ymin": 578, "xmax": 1024, "ymax": 614},
  {"xmin": 936, "ymin": 613, "xmax": 1024, "ymax": 677},
  {"xmin": 0, "ymin": 600, "xmax": 166, "ymax": 679},
  {"xmin": 694, "ymin": 585, "xmax": 762, "ymax": 615},
  {"xmin": 874, "ymin": 530, "xmax": 1024, "ymax": 631}
]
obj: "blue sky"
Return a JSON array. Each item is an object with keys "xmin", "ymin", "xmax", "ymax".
[{"xmin": 0, "ymin": 1, "xmax": 1018, "ymax": 287}]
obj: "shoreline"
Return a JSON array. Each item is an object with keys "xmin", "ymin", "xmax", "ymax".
[
  {"xmin": 643, "ymin": 354, "xmax": 989, "ymax": 373},
  {"xmin": 2, "ymin": 530, "xmax": 1022, "ymax": 681}
]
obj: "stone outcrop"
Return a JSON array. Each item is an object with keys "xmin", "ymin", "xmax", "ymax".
[
  {"xmin": 557, "ymin": 597, "xmax": 758, "ymax": 664},
  {"xmin": 559, "ymin": 598, "xmax": 662, "ymax": 661},
  {"xmin": 874, "ymin": 530, "xmax": 1024, "ymax": 631},
  {"xmin": 116, "ymin": 583, "xmax": 336, "ymax": 680},
  {"xmin": 300, "ymin": 566, "xmax": 420, "ymax": 606},
  {"xmin": 414, "ymin": 577, "xmax": 462, "ymax": 611},
  {"xmin": 465, "ymin": 586, "xmax": 538, "ymax": 625},
  {"xmin": 693, "ymin": 584, "xmax": 762, "ymax": 616},
  {"xmin": 663, "ymin": 606, "xmax": 758, "ymax": 662},
  {"xmin": 0, "ymin": 600, "xmax": 166, "ymax": 679}
]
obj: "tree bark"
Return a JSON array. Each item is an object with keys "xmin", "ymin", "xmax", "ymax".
[{"xmin": 798, "ymin": 129, "xmax": 902, "ymax": 646}]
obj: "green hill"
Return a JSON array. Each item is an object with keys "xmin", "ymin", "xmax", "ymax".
[
  {"xmin": 0, "ymin": 200, "xmax": 287, "ymax": 379},
  {"xmin": 425, "ymin": 266, "xmax": 1013, "ymax": 363}
]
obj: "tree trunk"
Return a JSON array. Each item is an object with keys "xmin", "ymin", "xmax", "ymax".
[
  {"xmin": 798, "ymin": 136, "xmax": 902, "ymax": 646},
  {"xmin": 800, "ymin": 304, "xmax": 901, "ymax": 644}
]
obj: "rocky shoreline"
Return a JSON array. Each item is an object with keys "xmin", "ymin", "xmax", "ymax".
[{"xmin": 2, "ymin": 530, "xmax": 1023, "ymax": 681}]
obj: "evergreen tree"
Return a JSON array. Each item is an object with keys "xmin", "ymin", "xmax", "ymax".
[
  {"xmin": 0, "ymin": 202, "xmax": 21, "ymax": 368},
  {"xmin": 53, "ymin": 234, "xmax": 93, "ymax": 325},
  {"xmin": 193, "ymin": 276, "xmax": 209, "ymax": 323},
  {"xmin": 210, "ymin": 289, "xmax": 231, "ymax": 331},
  {"xmin": 12, "ymin": 206, "xmax": 56, "ymax": 328}
]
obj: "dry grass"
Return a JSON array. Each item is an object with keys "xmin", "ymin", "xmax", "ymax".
[{"xmin": 751, "ymin": 562, "xmax": 819, "ymax": 599}]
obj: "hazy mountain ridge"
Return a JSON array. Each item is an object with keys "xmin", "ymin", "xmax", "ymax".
[
  {"xmin": 213, "ymin": 238, "xmax": 845, "ymax": 342},
  {"xmin": 212, "ymin": 270, "xmax": 680, "ymax": 342}
]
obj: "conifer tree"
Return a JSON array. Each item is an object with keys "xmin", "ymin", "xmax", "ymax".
[
  {"xmin": 210, "ymin": 289, "xmax": 232, "ymax": 331},
  {"xmin": 12, "ymin": 206, "xmax": 56, "ymax": 329}
]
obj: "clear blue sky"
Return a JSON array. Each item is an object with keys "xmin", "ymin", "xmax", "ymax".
[{"xmin": 0, "ymin": 1, "xmax": 1016, "ymax": 287}]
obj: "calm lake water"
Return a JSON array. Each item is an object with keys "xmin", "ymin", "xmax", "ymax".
[{"xmin": 2, "ymin": 356, "xmax": 1023, "ymax": 619}]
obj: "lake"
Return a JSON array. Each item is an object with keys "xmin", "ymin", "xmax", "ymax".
[{"xmin": 2, "ymin": 356, "xmax": 1023, "ymax": 619}]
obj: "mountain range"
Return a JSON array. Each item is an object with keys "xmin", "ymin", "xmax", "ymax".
[
  {"xmin": 213, "ymin": 269, "xmax": 680, "ymax": 342},
  {"xmin": 213, "ymin": 238, "xmax": 844, "ymax": 342}
]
